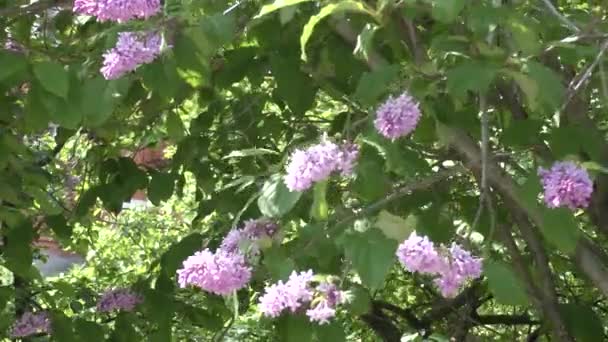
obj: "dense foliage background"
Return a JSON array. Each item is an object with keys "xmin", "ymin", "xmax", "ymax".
[{"xmin": 2, "ymin": 0, "xmax": 608, "ymax": 340}]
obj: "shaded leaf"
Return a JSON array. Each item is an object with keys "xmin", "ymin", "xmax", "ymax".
[
  {"xmin": 540, "ymin": 208, "xmax": 579, "ymax": 254},
  {"xmin": 33, "ymin": 61, "xmax": 69, "ymax": 98},
  {"xmin": 301, "ymin": 1, "xmax": 376, "ymax": 61},
  {"xmin": 484, "ymin": 260, "xmax": 528, "ymax": 306},
  {"xmin": 354, "ymin": 64, "xmax": 400, "ymax": 106},
  {"xmin": 148, "ymin": 172, "xmax": 175, "ymax": 205},
  {"xmin": 257, "ymin": 174, "xmax": 302, "ymax": 218},
  {"xmin": 342, "ymin": 228, "xmax": 398, "ymax": 289}
]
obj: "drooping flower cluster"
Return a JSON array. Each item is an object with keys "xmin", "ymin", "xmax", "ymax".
[
  {"xmin": 11, "ymin": 311, "xmax": 51, "ymax": 338},
  {"xmin": 374, "ymin": 91, "xmax": 421, "ymax": 140},
  {"xmin": 285, "ymin": 138, "xmax": 360, "ymax": 192},
  {"xmin": 97, "ymin": 288, "xmax": 142, "ymax": 313},
  {"xmin": 177, "ymin": 249, "xmax": 252, "ymax": 296},
  {"xmin": 100, "ymin": 31, "xmax": 163, "ymax": 80},
  {"xmin": 4, "ymin": 38, "xmax": 24, "ymax": 53},
  {"xmin": 306, "ymin": 282, "xmax": 346, "ymax": 324},
  {"xmin": 258, "ymin": 270, "xmax": 346, "ymax": 324},
  {"xmin": 396, "ymin": 232, "xmax": 482, "ymax": 297},
  {"xmin": 538, "ymin": 161, "xmax": 593, "ymax": 210},
  {"xmin": 73, "ymin": 0, "xmax": 160, "ymax": 23},
  {"xmin": 220, "ymin": 218, "xmax": 280, "ymax": 254}
]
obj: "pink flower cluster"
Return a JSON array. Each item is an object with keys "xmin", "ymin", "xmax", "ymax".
[
  {"xmin": 285, "ymin": 139, "xmax": 360, "ymax": 192},
  {"xmin": 97, "ymin": 288, "xmax": 143, "ymax": 313},
  {"xmin": 220, "ymin": 218, "xmax": 280, "ymax": 254},
  {"xmin": 73, "ymin": 0, "xmax": 160, "ymax": 23},
  {"xmin": 396, "ymin": 232, "xmax": 482, "ymax": 297},
  {"xmin": 177, "ymin": 249, "xmax": 252, "ymax": 296},
  {"xmin": 100, "ymin": 31, "xmax": 163, "ymax": 80},
  {"xmin": 538, "ymin": 161, "xmax": 593, "ymax": 210},
  {"xmin": 11, "ymin": 311, "xmax": 51, "ymax": 338},
  {"xmin": 374, "ymin": 91, "xmax": 421, "ymax": 140},
  {"xmin": 258, "ymin": 270, "xmax": 346, "ymax": 324}
]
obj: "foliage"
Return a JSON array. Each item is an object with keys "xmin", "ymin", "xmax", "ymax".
[{"xmin": 1, "ymin": 0, "xmax": 608, "ymax": 341}]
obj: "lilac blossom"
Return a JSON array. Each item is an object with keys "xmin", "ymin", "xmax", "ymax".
[
  {"xmin": 220, "ymin": 218, "xmax": 280, "ymax": 254},
  {"xmin": 396, "ymin": 232, "xmax": 446, "ymax": 275},
  {"xmin": 374, "ymin": 91, "xmax": 421, "ymax": 140},
  {"xmin": 177, "ymin": 249, "xmax": 251, "ymax": 296},
  {"xmin": 306, "ymin": 282, "xmax": 345, "ymax": 324},
  {"xmin": 396, "ymin": 232, "xmax": 483, "ymax": 298},
  {"xmin": 100, "ymin": 31, "xmax": 163, "ymax": 80},
  {"xmin": 285, "ymin": 139, "xmax": 360, "ymax": 192},
  {"xmin": 258, "ymin": 270, "xmax": 315, "ymax": 317},
  {"xmin": 96, "ymin": 288, "xmax": 142, "ymax": 313},
  {"xmin": 11, "ymin": 312, "xmax": 51, "ymax": 338},
  {"xmin": 538, "ymin": 161, "xmax": 593, "ymax": 210},
  {"xmin": 73, "ymin": 0, "xmax": 160, "ymax": 23}
]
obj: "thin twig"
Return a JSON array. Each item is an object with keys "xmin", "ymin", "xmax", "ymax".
[
  {"xmin": 539, "ymin": 0, "xmax": 580, "ymax": 33},
  {"xmin": 561, "ymin": 38, "xmax": 608, "ymax": 112}
]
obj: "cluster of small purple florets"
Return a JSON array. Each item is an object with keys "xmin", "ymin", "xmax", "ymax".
[
  {"xmin": 11, "ymin": 311, "xmax": 51, "ymax": 338},
  {"xmin": 258, "ymin": 270, "xmax": 346, "ymax": 325},
  {"xmin": 177, "ymin": 248, "xmax": 252, "ymax": 296},
  {"xmin": 538, "ymin": 161, "xmax": 593, "ymax": 210},
  {"xmin": 177, "ymin": 218, "xmax": 279, "ymax": 295},
  {"xmin": 72, "ymin": 0, "xmax": 165, "ymax": 79},
  {"xmin": 100, "ymin": 31, "xmax": 163, "ymax": 80},
  {"xmin": 396, "ymin": 232, "xmax": 482, "ymax": 297},
  {"xmin": 374, "ymin": 91, "xmax": 421, "ymax": 140},
  {"xmin": 285, "ymin": 139, "xmax": 360, "ymax": 192},
  {"xmin": 73, "ymin": 0, "xmax": 160, "ymax": 22},
  {"xmin": 96, "ymin": 288, "xmax": 143, "ymax": 313},
  {"xmin": 220, "ymin": 218, "xmax": 280, "ymax": 254}
]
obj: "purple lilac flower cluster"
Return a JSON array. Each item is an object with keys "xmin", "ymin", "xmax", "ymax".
[
  {"xmin": 396, "ymin": 232, "xmax": 482, "ymax": 297},
  {"xmin": 73, "ymin": 0, "xmax": 160, "ymax": 23},
  {"xmin": 100, "ymin": 31, "xmax": 163, "ymax": 80},
  {"xmin": 285, "ymin": 138, "xmax": 360, "ymax": 192},
  {"xmin": 374, "ymin": 91, "xmax": 421, "ymax": 140},
  {"xmin": 97, "ymin": 288, "xmax": 143, "ymax": 313},
  {"xmin": 538, "ymin": 161, "xmax": 593, "ymax": 210},
  {"xmin": 258, "ymin": 270, "xmax": 346, "ymax": 324},
  {"xmin": 11, "ymin": 311, "xmax": 51, "ymax": 338},
  {"xmin": 177, "ymin": 249, "xmax": 252, "ymax": 296},
  {"xmin": 220, "ymin": 218, "xmax": 280, "ymax": 254}
]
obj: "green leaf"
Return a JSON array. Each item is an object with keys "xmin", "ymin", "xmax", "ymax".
[
  {"xmin": 346, "ymin": 284, "xmax": 372, "ymax": 315},
  {"xmin": 269, "ymin": 53, "xmax": 317, "ymax": 114},
  {"xmin": 0, "ymin": 51, "xmax": 27, "ymax": 82},
  {"xmin": 81, "ymin": 77, "xmax": 122, "ymax": 127},
  {"xmin": 354, "ymin": 64, "xmax": 400, "ymax": 106},
  {"xmin": 504, "ymin": 70, "xmax": 541, "ymax": 113},
  {"xmin": 507, "ymin": 16, "xmax": 541, "ymax": 55},
  {"xmin": 374, "ymin": 210, "xmax": 415, "ymax": 242},
  {"xmin": 263, "ymin": 245, "xmax": 296, "ymax": 281},
  {"xmin": 484, "ymin": 260, "xmax": 528, "ymax": 306},
  {"xmin": 353, "ymin": 23, "xmax": 380, "ymax": 63},
  {"xmin": 430, "ymin": 0, "xmax": 466, "ymax": 23},
  {"xmin": 540, "ymin": 208, "xmax": 579, "ymax": 254},
  {"xmin": 223, "ymin": 148, "xmax": 279, "ymax": 159},
  {"xmin": 315, "ymin": 321, "xmax": 346, "ymax": 342},
  {"xmin": 148, "ymin": 172, "xmax": 175, "ymax": 205},
  {"xmin": 33, "ymin": 61, "xmax": 70, "ymax": 98},
  {"xmin": 4, "ymin": 220, "xmax": 34, "ymax": 275},
  {"xmin": 501, "ymin": 118, "xmax": 543, "ymax": 147},
  {"xmin": 560, "ymin": 303, "xmax": 604, "ymax": 342},
  {"xmin": 301, "ymin": 1, "xmax": 376, "ymax": 61},
  {"xmin": 277, "ymin": 314, "xmax": 314, "ymax": 342},
  {"xmin": 46, "ymin": 215, "xmax": 72, "ymax": 241},
  {"xmin": 51, "ymin": 312, "xmax": 77, "ymax": 342},
  {"xmin": 352, "ymin": 146, "xmax": 391, "ymax": 202},
  {"xmin": 160, "ymin": 233, "xmax": 204, "ymax": 275},
  {"xmin": 524, "ymin": 61, "xmax": 564, "ymax": 112},
  {"xmin": 256, "ymin": 0, "xmax": 312, "ymax": 18},
  {"xmin": 342, "ymin": 228, "xmax": 398, "ymax": 289},
  {"xmin": 257, "ymin": 174, "xmax": 302, "ymax": 218},
  {"xmin": 166, "ymin": 112, "xmax": 186, "ymax": 142},
  {"xmin": 310, "ymin": 180, "xmax": 328, "ymax": 221},
  {"xmin": 75, "ymin": 319, "xmax": 104, "ymax": 342},
  {"xmin": 446, "ymin": 61, "xmax": 497, "ymax": 100},
  {"xmin": 110, "ymin": 313, "xmax": 141, "ymax": 342}
]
